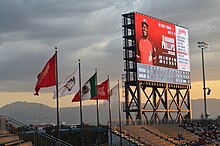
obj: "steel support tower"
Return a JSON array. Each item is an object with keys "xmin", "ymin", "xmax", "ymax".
[{"xmin": 122, "ymin": 12, "xmax": 192, "ymax": 124}]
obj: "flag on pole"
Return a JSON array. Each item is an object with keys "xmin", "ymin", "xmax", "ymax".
[
  {"xmin": 109, "ymin": 83, "xmax": 119, "ymax": 102},
  {"xmin": 103, "ymin": 83, "xmax": 119, "ymax": 104},
  {"xmin": 34, "ymin": 54, "xmax": 56, "ymax": 96},
  {"xmin": 72, "ymin": 72, "xmax": 97, "ymax": 102},
  {"xmin": 54, "ymin": 66, "xmax": 79, "ymax": 98},
  {"xmin": 91, "ymin": 79, "xmax": 109, "ymax": 100}
]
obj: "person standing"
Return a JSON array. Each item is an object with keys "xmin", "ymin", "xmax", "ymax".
[{"xmin": 137, "ymin": 19, "xmax": 157, "ymax": 65}]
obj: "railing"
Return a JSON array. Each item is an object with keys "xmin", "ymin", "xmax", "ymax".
[
  {"xmin": 0, "ymin": 115, "xmax": 6, "ymax": 130},
  {"xmin": 1, "ymin": 115, "xmax": 73, "ymax": 146},
  {"xmin": 111, "ymin": 118, "xmax": 179, "ymax": 127}
]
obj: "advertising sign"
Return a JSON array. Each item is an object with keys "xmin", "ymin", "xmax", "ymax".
[{"xmin": 135, "ymin": 12, "xmax": 190, "ymax": 84}]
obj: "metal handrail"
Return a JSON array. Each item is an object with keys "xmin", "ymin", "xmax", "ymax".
[
  {"xmin": 0, "ymin": 115, "xmax": 6, "ymax": 130},
  {"xmin": 5, "ymin": 116, "xmax": 73, "ymax": 146}
]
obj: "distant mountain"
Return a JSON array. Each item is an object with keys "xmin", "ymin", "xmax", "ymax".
[
  {"xmin": 0, "ymin": 99, "xmax": 219, "ymax": 125},
  {"xmin": 0, "ymin": 101, "xmax": 121, "ymax": 125},
  {"xmin": 0, "ymin": 102, "xmax": 56, "ymax": 124},
  {"xmin": 191, "ymin": 98, "xmax": 220, "ymax": 119}
]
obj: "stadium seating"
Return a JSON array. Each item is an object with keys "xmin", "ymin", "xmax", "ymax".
[
  {"xmin": 144, "ymin": 124, "xmax": 200, "ymax": 145},
  {"xmin": 114, "ymin": 125, "xmax": 175, "ymax": 146},
  {"xmin": 112, "ymin": 123, "xmax": 204, "ymax": 145},
  {"xmin": 0, "ymin": 130, "xmax": 32, "ymax": 146}
]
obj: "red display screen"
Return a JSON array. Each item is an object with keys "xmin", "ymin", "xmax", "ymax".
[{"xmin": 134, "ymin": 12, "xmax": 190, "ymax": 84}]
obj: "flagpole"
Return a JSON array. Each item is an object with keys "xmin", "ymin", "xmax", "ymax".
[
  {"xmin": 55, "ymin": 47, "xmax": 60, "ymax": 141},
  {"xmin": 118, "ymin": 80, "xmax": 122, "ymax": 146},
  {"xmin": 95, "ymin": 69, "xmax": 100, "ymax": 146},
  {"xmin": 107, "ymin": 75, "xmax": 113, "ymax": 145},
  {"xmin": 40, "ymin": 104, "xmax": 43, "ymax": 123},
  {"xmin": 78, "ymin": 59, "xmax": 84, "ymax": 146}
]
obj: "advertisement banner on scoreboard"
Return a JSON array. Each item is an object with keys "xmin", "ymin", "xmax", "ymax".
[{"xmin": 134, "ymin": 12, "xmax": 190, "ymax": 84}]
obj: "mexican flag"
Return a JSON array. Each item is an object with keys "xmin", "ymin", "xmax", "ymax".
[{"xmin": 72, "ymin": 72, "xmax": 97, "ymax": 102}]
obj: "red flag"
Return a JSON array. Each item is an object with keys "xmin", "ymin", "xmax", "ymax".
[
  {"xmin": 91, "ymin": 78, "xmax": 109, "ymax": 100},
  {"xmin": 34, "ymin": 54, "xmax": 56, "ymax": 96}
]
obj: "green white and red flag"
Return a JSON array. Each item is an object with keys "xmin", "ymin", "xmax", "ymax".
[{"xmin": 72, "ymin": 72, "xmax": 97, "ymax": 102}]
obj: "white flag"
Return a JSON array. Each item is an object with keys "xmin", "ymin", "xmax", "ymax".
[
  {"xmin": 54, "ymin": 66, "xmax": 79, "ymax": 98},
  {"xmin": 103, "ymin": 83, "xmax": 119, "ymax": 104},
  {"xmin": 109, "ymin": 83, "xmax": 119, "ymax": 102}
]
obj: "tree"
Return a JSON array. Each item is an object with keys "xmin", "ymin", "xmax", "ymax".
[{"xmin": 216, "ymin": 115, "xmax": 220, "ymax": 121}]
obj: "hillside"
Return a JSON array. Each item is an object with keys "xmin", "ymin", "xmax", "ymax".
[{"xmin": 0, "ymin": 99, "xmax": 219, "ymax": 125}]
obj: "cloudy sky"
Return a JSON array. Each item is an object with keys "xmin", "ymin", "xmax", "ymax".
[{"xmin": 0, "ymin": 0, "xmax": 220, "ymax": 108}]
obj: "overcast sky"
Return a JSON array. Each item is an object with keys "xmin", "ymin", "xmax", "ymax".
[{"xmin": 0, "ymin": 0, "xmax": 220, "ymax": 104}]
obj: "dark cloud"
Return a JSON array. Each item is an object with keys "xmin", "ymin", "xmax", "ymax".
[{"xmin": 0, "ymin": 0, "xmax": 220, "ymax": 92}]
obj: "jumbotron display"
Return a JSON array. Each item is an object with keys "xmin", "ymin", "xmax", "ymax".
[{"xmin": 135, "ymin": 12, "xmax": 190, "ymax": 84}]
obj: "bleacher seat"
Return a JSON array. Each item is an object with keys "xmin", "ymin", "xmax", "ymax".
[{"xmin": 0, "ymin": 130, "xmax": 32, "ymax": 146}]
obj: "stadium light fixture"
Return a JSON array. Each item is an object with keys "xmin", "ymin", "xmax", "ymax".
[
  {"xmin": 206, "ymin": 87, "xmax": 211, "ymax": 95},
  {"xmin": 197, "ymin": 41, "xmax": 210, "ymax": 119}
]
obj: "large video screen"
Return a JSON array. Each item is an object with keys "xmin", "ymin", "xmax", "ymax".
[{"xmin": 135, "ymin": 12, "xmax": 190, "ymax": 85}]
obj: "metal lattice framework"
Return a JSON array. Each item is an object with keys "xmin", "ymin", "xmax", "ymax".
[{"xmin": 122, "ymin": 12, "xmax": 192, "ymax": 124}]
